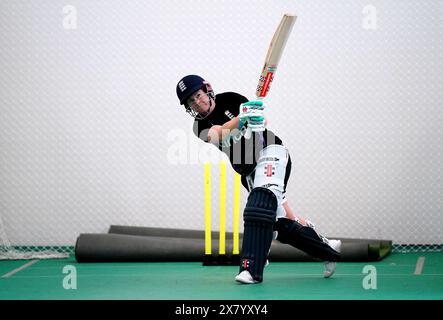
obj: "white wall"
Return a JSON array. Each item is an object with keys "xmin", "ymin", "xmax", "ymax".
[{"xmin": 0, "ymin": 0, "xmax": 442, "ymax": 246}]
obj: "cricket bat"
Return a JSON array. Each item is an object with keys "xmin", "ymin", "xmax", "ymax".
[
  {"xmin": 245, "ymin": 13, "xmax": 296, "ymax": 139},
  {"xmin": 256, "ymin": 13, "xmax": 296, "ymax": 98}
]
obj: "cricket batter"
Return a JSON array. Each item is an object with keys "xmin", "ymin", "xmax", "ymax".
[{"xmin": 176, "ymin": 75, "xmax": 341, "ymax": 284}]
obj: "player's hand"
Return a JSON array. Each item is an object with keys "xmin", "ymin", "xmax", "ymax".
[
  {"xmin": 239, "ymin": 100, "xmax": 265, "ymax": 122},
  {"xmin": 239, "ymin": 110, "xmax": 266, "ymax": 132},
  {"xmin": 239, "ymin": 100, "xmax": 267, "ymax": 134},
  {"xmin": 247, "ymin": 114, "xmax": 266, "ymax": 132},
  {"xmin": 240, "ymin": 100, "xmax": 266, "ymax": 113},
  {"xmin": 239, "ymin": 109, "xmax": 264, "ymax": 130}
]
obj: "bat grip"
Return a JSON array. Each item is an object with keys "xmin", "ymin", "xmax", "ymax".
[{"xmin": 255, "ymin": 97, "xmax": 265, "ymax": 145}]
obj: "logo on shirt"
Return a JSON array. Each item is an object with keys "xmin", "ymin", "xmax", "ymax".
[{"xmin": 224, "ymin": 110, "xmax": 235, "ymax": 120}]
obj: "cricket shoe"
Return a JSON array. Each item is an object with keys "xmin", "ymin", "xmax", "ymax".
[
  {"xmin": 324, "ymin": 239, "xmax": 342, "ymax": 278},
  {"xmin": 235, "ymin": 270, "xmax": 259, "ymax": 284}
]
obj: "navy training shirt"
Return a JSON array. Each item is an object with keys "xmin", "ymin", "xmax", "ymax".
[{"xmin": 193, "ymin": 92, "xmax": 282, "ymax": 176}]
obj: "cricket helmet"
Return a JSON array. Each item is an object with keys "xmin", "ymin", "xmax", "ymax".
[{"xmin": 176, "ymin": 75, "xmax": 215, "ymax": 119}]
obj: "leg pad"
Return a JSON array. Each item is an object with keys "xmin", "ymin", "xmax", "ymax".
[{"xmin": 239, "ymin": 187, "xmax": 277, "ymax": 282}]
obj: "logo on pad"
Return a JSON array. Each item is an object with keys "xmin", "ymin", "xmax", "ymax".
[{"xmin": 265, "ymin": 164, "xmax": 275, "ymax": 177}]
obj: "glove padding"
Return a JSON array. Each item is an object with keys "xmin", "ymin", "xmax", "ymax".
[
  {"xmin": 247, "ymin": 115, "xmax": 266, "ymax": 132},
  {"xmin": 239, "ymin": 100, "xmax": 266, "ymax": 133},
  {"xmin": 241, "ymin": 100, "xmax": 266, "ymax": 112}
]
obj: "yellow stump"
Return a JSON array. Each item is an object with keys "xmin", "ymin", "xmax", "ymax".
[
  {"xmin": 219, "ymin": 161, "xmax": 226, "ymax": 255},
  {"xmin": 204, "ymin": 162, "xmax": 211, "ymax": 255},
  {"xmin": 233, "ymin": 173, "xmax": 241, "ymax": 255},
  {"xmin": 204, "ymin": 161, "xmax": 241, "ymax": 263}
]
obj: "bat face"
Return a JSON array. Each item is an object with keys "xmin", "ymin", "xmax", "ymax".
[
  {"xmin": 245, "ymin": 13, "xmax": 296, "ymax": 140},
  {"xmin": 255, "ymin": 14, "xmax": 296, "ymax": 98}
]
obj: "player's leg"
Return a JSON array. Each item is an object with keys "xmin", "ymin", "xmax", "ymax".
[
  {"xmin": 323, "ymin": 239, "xmax": 341, "ymax": 278},
  {"xmin": 281, "ymin": 201, "xmax": 342, "ymax": 277},
  {"xmin": 251, "ymin": 145, "xmax": 338, "ymax": 262},
  {"xmin": 241, "ymin": 159, "xmax": 302, "ymax": 223},
  {"xmin": 241, "ymin": 174, "xmax": 273, "ymax": 270},
  {"xmin": 236, "ymin": 144, "xmax": 289, "ymax": 283},
  {"xmin": 274, "ymin": 217, "xmax": 341, "ymax": 262},
  {"xmin": 235, "ymin": 187, "xmax": 277, "ymax": 284},
  {"xmin": 242, "ymin": 145, "xmax": 341, "ymax": 275}
]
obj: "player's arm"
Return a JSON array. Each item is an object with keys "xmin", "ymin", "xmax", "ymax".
[
  {"xmin": 207, "ymin": 117, "xmax": 240, "ymax": 143},
  {"xmin": 207, "ymin": 115, "xmax": 268, "ymax": 143}
]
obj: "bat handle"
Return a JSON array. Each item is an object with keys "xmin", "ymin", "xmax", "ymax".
[
  {"xmin": 256, "ymin": 97, "xmax": 265, "ymax": 145},
  {"xmin": 244, "ymin": 126, "xmax": 252, "ymax": 140},
  {"xmin": 244, "ymin": 127, "xmax": 265, "ymax": 145}
]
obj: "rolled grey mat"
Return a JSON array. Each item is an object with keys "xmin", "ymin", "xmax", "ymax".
[
  {"xmin": 75, "ymin": 233, "xmax": 205, "ymax": 262},
  {"xmin": 76, "ymin": 228, "xmax": 392, "ymax": 262},
  {"xmin": 108, "ymin": 225, "xmax": 237, "ymax": 239},
  {"xmin": 108, "ymin": 225, "xmax": 391, "ymax": 261}
]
